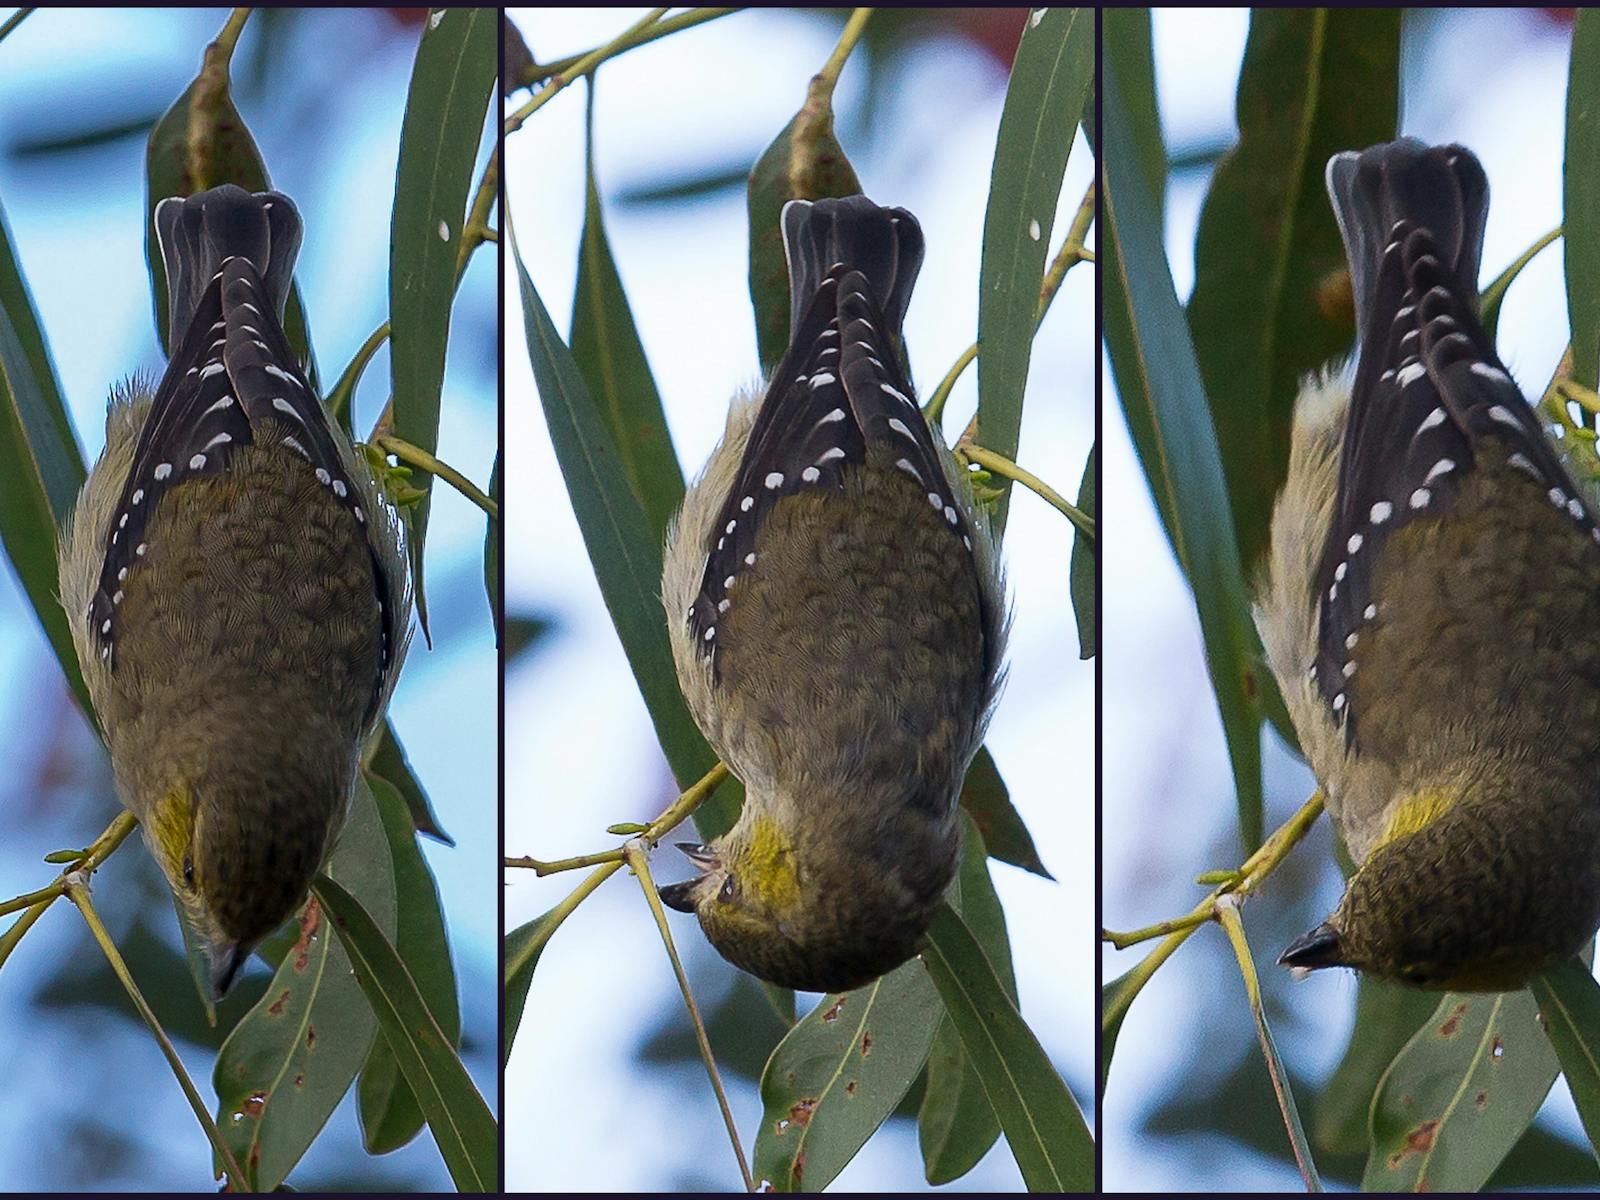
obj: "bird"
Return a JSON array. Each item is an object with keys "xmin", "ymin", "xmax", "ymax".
[
  {"xmin": 58, "ymin": 184, "xmax": 411, "ymax": 999},
  {"xmin": 656, "ymin": 195, "xmax": 1007, "ymax": 994},
  {"xmin": 1258, "ymin": 138, "xmax": 1600, "ymax": 990}
]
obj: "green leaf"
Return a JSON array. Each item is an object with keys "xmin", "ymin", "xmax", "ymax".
[
  {"xmin": 1068, "ymin": 443, "xmax": 1096, "ymax": 659},
  {"xmin": 1186, "ymin": 8, "xmax": 1400, "ymax": 573},
  {"xmin": 211, "ymin": 775, "xmax": 396, "ymax": 1192},
  {"xmin": 1567, "ymin": 9, "xmax": 1600, "ymax": 388},
  {"xmin": 976, "ymin": 6, "xmax": 1093, "ymax": 537},
  {"xmin": 572, "ymin": 80, "xmax": 684, "ymax": 545},
  {"xmin": 1100, "ymin": 7, "xmax": 1165, "ymax": 224},
  {"xmin": 917, "ymin": 816, "xmax": 1016, "ymax": 1185},
  {"xmin": 356, "ymin": 773, "xmax": 461, "ymax": 1156},
  {"xmin": 1311, "ymin": 974, "xmax": 1438, "ymax": 1156},
  {"xmin": 920, "ymin": 902, "xmax": 1094, "ymax": 1192},
  {"xmin": 143, "ymin": 67, "xmax": 317, "ymax": 384},
  {"xmin": 1101, "ymin": 51, "xmax": 1264, "ymax": 849},
  {"xmin": 388, "ymin": 6, "xmax": 497, "ymax": 643},
  {"xmin": 751, "ymin": 960, "xmax": 944, "ymax": 1192},
  {"xmin": 314, "ymin": 874, "xmax": 498, "ymax": 1194},
  {"xmin": 367, "ymin": 719, "xmax": 453, "ymax": 846},
  {"xmin": 0, "ymin": 202, "xmax": 91, "ymax": 720},
  {"xmin": 746, "ymin": 101, "xmax": 863, "ymax": 376},
  {"xmin": 1099, "ymin": 969, "xmax": 1142, "ymax": 1099},
  {"xmin": 504, "ymin": 909, "xmax": 554, "ymax": 1066},
  {"xmin": 516, "ymin": 229, "xmax": 740, "ymax": 838},
  {"xmin": 483, "ymin": 449, "xmax": 501, "ymax": 647},
  {"xmin": 959, "ymin": 746, "xmax": 1051, "ymax": 880},
  {"xmin": 1363, "ymin": 989, "xmax": 1559, "ymax": 1192},
  {"xmin": 1531, "ymin": 959, "xmax": 1600, "ymax": 1163}
]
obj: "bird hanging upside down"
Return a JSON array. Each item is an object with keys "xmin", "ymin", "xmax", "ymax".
[
  {"xmin": 1259, "ymin": 139, "xmax": 1600, "ymax": 990},
  {"xmin": 657, "ymin": 196, "xmax": 1008, "ymax": 994},
  {"xmin": 59, "ymin": 185, "xmax": 411, "ymax": 998}
]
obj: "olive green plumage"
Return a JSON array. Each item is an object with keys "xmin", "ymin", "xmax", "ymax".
[
  {"xmin": 1259, "ymin": 140, "xmax": 1600, "ymax": 990},
  {"xmin": 57, "ymin": 186, "xmax": 409, "ymax": 997},
  {"xmin": 658, "ymin": 196, "xmax": 1005, "ymax": 994}
]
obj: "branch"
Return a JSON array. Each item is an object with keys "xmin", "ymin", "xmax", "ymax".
[
  {"xmin": 67, "ymin": 876, "xmax": 250, "ymax": 1190},
  {"xmin": 624, "ymin": 839, "xmax": 753, "ymax": 1192},
  {"xmin": 0, "ymin": 812, "xmax": 138, "ymax": 966},
  {"xmin": 374, "ymin": 434, "xmax": 498, "ymax": 520},
  {"xmin": 520, "ymin": 7, "xmax": 740, "ymax": 90},
  {"xmin": 958, "ymin": 443, "xmax": 1094, "ymax": 540},
  {"xmin": 1101, "ymin": 792, "xmax": 1324, "ymax": 1035},
  {"xmin": 506, "ymin": 7, "xmax": 670, "ymax": 132}
]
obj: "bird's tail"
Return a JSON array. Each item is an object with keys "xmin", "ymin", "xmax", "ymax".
[
  {"xmin": 154, "ymin": 184, "xmax": 301, "ymax": 353},
  {"xmin": 1325, "ymin": 138, "xmax": 1488, "ymax": 346},
  {"xmin": 780, "ymin": 195, "xmax": 924, "ymax": 357}
]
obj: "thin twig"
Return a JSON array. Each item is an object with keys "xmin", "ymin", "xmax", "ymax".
[
  {"xmin": 813, "ymin": 8, "xmax": 872, "ymax": 98},
  {"xmin": 507, "ymin": 7, "xmax": 670, "ymax": 132},
  {"xmin": 958, "ymin": 443, "xmax": 1094, "ymax": 540},
  {"xmin": 0, "ymin": 7, "xmax": 35, "ymax": 45},
  {"xmin": 1217, "ymin": 897, "xmax": 1323, "ymax": 1191},
  {"xmin": 505, "ymin": 761, "xmax": 730, "ymax": 873},
  {"xmin": 522, "ymin": 7, "xmax": 739, "ymax": 89},
  {"xmin": 374, "ymin": 434, "xmax": 498, "ymax": 519},
  {"xmin": 67, "ymin": 877, "xmax": 251, "ymax": 1190},
  {"xmin": 624, "ymin": 839, "xmax": 754, "ymax": 1192},
  {"xmin": 1101, "ymin": 792, "xmax": 1324, "ymax": 1032},
  {"xmin": 0, "ymin": 812, "xmax": 138, "ymax": 965}
]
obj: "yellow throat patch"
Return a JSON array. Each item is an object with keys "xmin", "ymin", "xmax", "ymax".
[
  {"xmin": 1374, "ymin": 788, "xmax": 1457, "ymax": 853},
  {"xmin": 740, "ymin": 815, "xmax": 802, "ymax": 914}
]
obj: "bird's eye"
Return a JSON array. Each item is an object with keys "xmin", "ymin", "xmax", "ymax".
[
  {"xmin": 182, "ymin": 853, "xmax": 195, "ymax": 889},
  {"xmin": 718, "ymin": 875, "xmax": 737, "ymax": 902}
]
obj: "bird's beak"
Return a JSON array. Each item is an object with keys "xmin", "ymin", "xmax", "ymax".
[
  {"xmin": 209, "ymin": 939, "xmax": 250, "ymax": 1000},
  {"xmin": 677, "ymin": 841, "xmax": 720, "ymax": 871},
  {"xmin": 1278, "ymin": 922, "xmax": 1345, "ymax": 973},
  {"xmin": 658, "ymin": 842, "xmax": 720, "ymax": 913}
]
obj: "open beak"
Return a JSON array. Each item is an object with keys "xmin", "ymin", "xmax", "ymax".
[
  {"xmin": 657, "ymin": 842, "xmax": 720, "ymax": 913},
  {"xmin": 1278, "ymin": 922, "xmax": 1344, "ymax": 973},
  {"xmin": 209, "ymin": 939, "xmax": 250, "ymax": 1000}
]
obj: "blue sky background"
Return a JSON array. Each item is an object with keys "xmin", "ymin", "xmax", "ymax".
[
  {"xmin": 506, "ymin": 6, "xmax": 1094, "ymax": 1191},
  {"xmin": 0, "ymin": 7, "xmax": 497, "ymax": 1191},
  {"xmin": 1102, "ymin": 7, "xmax": 1591, "ymax": 1191}
]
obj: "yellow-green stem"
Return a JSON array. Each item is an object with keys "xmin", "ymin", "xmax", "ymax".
[
  {"xmin": 814, "ymin": 8, "xmax": 872, "ymax": 97},
  {"xmin": 375, "ymin": 434, "xmax": 498, "ymax": 519},
  {"xmin": 507, "ymin": 7, "xmax": 670, "ymax": 131},
  {"xmin": 625, "ymin": 840, "xmax": 753, "ymax": 1192},
  {"xmin": 960, "ymin": 443, "xmax": 1094, "ymax": 539},
  {"xmin": 524, "ymin": 7, "xmax": 739, "ymax": 87},
  {"xmin": 68, "ymin": 879, "xmax": 250, "ymax": 1190},
  {"xmin": 1102, "ymin": 792, "xmax": 1324, "ymax": 1030}
]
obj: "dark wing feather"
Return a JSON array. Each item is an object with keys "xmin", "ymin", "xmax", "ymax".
[
  {"xmin": 92, "ymin": 187, "xmax": 397, "ymax": 716},
  {"xmin": 687, "ymin": 197, "xmax": 975, "ymax": 667},
  {"xmin": 1316, "ymin": 143, "xmax": 1595, "ymax": 740}
]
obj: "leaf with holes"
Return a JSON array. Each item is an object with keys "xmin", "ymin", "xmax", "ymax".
[
  {"xmin": 211, "ymin": 775, "xmax": 396, "ymax": 1191},
  {"xmin": 1364, "ymin": 989, "xmax": 1559, "ymax": 1191}
]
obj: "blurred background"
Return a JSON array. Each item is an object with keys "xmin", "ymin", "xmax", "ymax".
[
  {"xmin": 506, "ymin": 6, "xmax": 1093, "ymax": 1191},
  {"xmin": 1102, "ymin": 6, "xmax": 1600, "ymax": 1192},
  {"xmin": 0, "ymin": 7, "xmax": 497, "ymax": 1191}
]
